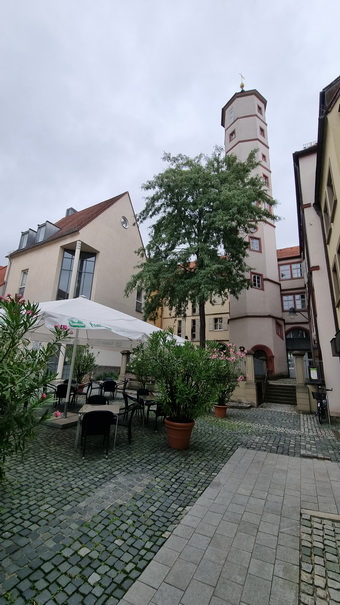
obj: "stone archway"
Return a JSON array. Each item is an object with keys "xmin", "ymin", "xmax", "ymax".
[{"xmin": 252, "ymin": 344, "xmax": 275, "ymax": 377}]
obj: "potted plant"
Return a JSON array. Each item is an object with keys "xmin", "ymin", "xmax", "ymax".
[
  {"xmin": 130, "ymin": 331, "xmax": 223, "ymax": 449},
  {"xmin": 207, "ymin": 343, "xmax": 247, "ymax": 418},
  {"xmin": 65, "ymin": 344, "xmax": 98, "ymax": 390}
]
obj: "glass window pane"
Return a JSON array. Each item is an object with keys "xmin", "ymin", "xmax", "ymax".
[
  {"xmin": 292, "ymin": 263, "xmax": 302, "ymax": 278},
  {"xmin": 279, "ymin": 265, "xmax": 290, "ymax": 279}
]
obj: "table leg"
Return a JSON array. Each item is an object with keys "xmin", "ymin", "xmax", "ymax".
[{"xmin": 74, "ymin": 414, "xmax": 81, "ymax": 450}]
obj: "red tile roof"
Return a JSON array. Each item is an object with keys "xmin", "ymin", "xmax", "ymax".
[
  {"xmin": 0, "ymin": 265, "xmax": 6, "ymax": 286},
  {"xmin": 277, "ymin": 246, "xmax": 300, "ymax": 259},
  {"xmin": 9, "ymin": 193, "xmax": 127, "ymax": 257}
]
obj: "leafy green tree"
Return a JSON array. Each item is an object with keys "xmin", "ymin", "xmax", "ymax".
[
  {"xmin": 125, "ymin": 147, "xmax": 277, "ymax": 347},
  {"xmin": 0, "ymin": 294, "xmax": 69, "ymax": 480}
]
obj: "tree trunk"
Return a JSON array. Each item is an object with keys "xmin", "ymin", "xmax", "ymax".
[{"xmin": 199, "ymin": 300, "xmax": 206, "ymax": 348}]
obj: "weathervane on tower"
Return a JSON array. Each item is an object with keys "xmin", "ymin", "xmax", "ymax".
[{"xmin": 239, "ymin": 73, "xmax": 245, "ymax": 90}]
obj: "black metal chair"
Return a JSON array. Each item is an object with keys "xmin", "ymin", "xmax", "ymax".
[
  {"xmin": 114, "ymin": 396, "xmax": 141, "ymax": 445},
  {"xmin": 81, "ymin": 410, "xmax": 114, "ymax": 458},
  {"xmin": 146, "ymin": 401, "xmax": 166, "ymax": 430},
  {"xmin": 101, "ymin": 380, "xmax": 117, "ymax": 400},
  {"xmin": 55, "ymin": 383, "xmax": 76, "ymax": 408},
  {"xmin": 116, "ymin": 378, "xmax": 129, "ymax": 399},
  {"xmin": 86, "ymin": 395, "xmax": 108, "ymax": 406}
]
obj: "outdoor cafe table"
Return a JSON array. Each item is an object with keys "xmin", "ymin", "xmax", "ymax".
[{"xmin": 74, "ymin": 403, "xmax": 120, "ymax": 450}]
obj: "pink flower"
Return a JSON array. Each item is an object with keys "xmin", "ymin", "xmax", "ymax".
[
  {"xmin": 54, "ymin": 324, "xmax": 59, "ymax": 328},
  {"xmin": 41, "ymin": 393, "xmax": 47, "ymax": 399},
  {"xmin": 54, "ymin": 411, "xmax": 61, "ymax": 417},
  {"xmin": 26, "ymin": 310, "xmax": 32, "ymax": 315}
]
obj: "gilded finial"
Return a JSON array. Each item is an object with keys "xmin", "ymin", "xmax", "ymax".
[{"xmin": 239, "ymin": 73, "xmax": 245, "ymax": 90}]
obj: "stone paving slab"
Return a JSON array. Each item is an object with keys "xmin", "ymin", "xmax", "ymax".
[
  {"xmin": 120, "ymin": 448, "xmax": 340, "ymax": 605},
  {"xmin": 1, "ymin": 405, "xmax": 340, "ymax": 604}
]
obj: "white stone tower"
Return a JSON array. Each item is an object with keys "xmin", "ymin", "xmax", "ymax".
[{"xmin": 221, "ymin": 85, "xmax": 287, "ymax": 376}]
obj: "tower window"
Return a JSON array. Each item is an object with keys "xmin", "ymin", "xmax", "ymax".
[
  {"xmin": 260, "ymin": 127, "xmax": 265, "ymax": 137},
  {"xmin": 262, "ymin": 153, "xmax": 267, "ymax": 162},
  {"xmin": 262, "ymin": 174, "xmax": 269, "ymax": 187},
  {"xmin": 257, "ymin": 105, "xmax": 263, "ymax": 115},
  {"xmin": 229, "ymin": 130, "xmax": 236, "ymax": 142},
  {"xmin": 249, "ymin": 237, "xmax": 261, "ymax": 252},
  {"xmin": 251, "ymin": 272, "xmax": 263, "ymax": 289}
]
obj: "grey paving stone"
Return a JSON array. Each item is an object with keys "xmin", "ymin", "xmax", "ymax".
[
  {"xmin": 181, "ymin": 578, "xmax": 214, "ymax": 605},
  {"xmin": 153, "ymin": 546, "xmax": 180, "ymax": 567},
  {"xmin": 273, "ymin": 560, "xmax": 299, "ymax": 583},
  {"xmin": 180, "ymin": 544, "xmax": 204, "ymax": 565},
  {"xmin": 214, "ymin": 576, "xmax": 243, "ymax": 604},
  {"xmin": 270, "ymin": 576, "xmax": 299, "ymax": 605},
  {"xmin": 164, "ymin": 559, "xmax": 197, "ymax": 591},
  {"xmin": 227, "ymin": 547, "xmax": 252, "ymax": 568},
  {"xmin": 139, "ymin": 561, "xmax": 170, "ymax": 589},
  {"xmin": 255, "ymin": 531, "xmax": 278, "ymax": 549},
  {"xmin": 221, "ymin": 559, "xmax": 248, "ymax": 584},
  {"xmin": 123, "ymin": 580, "xmax": 156, "ymax": 605},
  {"xmin": 193, "ymin": 558, "xmax": 223, "ymax": 586},
  {"xmin": 241, "ymin": 573, "xmax": 271, "ymax": 605},
  {"xmin": 252, "ymin": 543, "xmax": 276, "ymax": 564},
  {"xmin": 249, "ymin": 557, "xmax": 274, "ymax": 581},
  {"xmin": 150, "ymin": 581, "xmax": 184, "ymax": 605},
  {"xmin": 276, "ymin": 544, "xmax": 299, "ymax": 566}
]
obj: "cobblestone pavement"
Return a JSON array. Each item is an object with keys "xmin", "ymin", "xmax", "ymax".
[{"xmin": 0, "ymin": 404, "xmax": 340, "ymax": 604}]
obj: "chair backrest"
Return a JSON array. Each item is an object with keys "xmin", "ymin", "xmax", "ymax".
[
  {"xmin": 56, "ymin": 383, "xmax": 68, "ymax": 398},
  {"xmin": 87, "ymin": 395, "xmax": 108, "ymax": 406},
  {"xmin": 82, "ymin": 410, "xmax": 114, "ymax": 436},
  {"xmin": 102, "ymin": 380, "xmax": 117, "ymax": 394},
  {"xmin": 136, "ymin": 388, "xmax": 150, "ymax": 402}
]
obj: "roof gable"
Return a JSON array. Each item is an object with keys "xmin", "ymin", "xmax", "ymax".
[{"xmin": 9, "ymin": 192, "xmax": 127, "ymax": 257}]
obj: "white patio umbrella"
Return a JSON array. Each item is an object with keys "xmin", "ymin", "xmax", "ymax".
[{"xmin": 29, "ymin": 297, "xmax": 183, "ymax": 416}]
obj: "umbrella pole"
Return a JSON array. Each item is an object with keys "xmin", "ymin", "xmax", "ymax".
[{"xmin": 64, "ymin": 329, "xmax": 79, "ymax": 418}]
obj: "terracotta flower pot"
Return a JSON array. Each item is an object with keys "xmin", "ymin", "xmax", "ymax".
[
  {"xmin": 164, "ymin": 418, "xmax": 195, "ymax": 450},
  {"xmin": 214, "ymin": 404, "xmax": 227, "ymax": 418}
]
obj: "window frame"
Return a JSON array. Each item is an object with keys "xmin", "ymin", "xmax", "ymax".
[
  {"xmin": 135, "ymin": 288, "xmax": 143, "ymax": 313},
  {"xmin": 213, "ymin": 317, "xmax": 224, "ymax": 331},
  {"xmin": 249, "ymin": 237, "xmax": 261, "ymax": 253},
  {"xmin": 250, "ymin": 272, "xmax": 263, "ymax": 290},
  {"xmin": 229, "ymin": 129, "xmax": 236, "ymax": 142},
  {"xmin": 191, "ymin": 319, "xmax": 197, "ymax": 340},
  {"xmin": 18, "ymin": 269, "xmax": 28, "ymax": 297},
  {"xmin": 282, "ymin": 292, "xmax": 307, "ymax": 312},
  {"xmin": 278, "ymin": 262, "xmax": 302, "ymax": 280}
]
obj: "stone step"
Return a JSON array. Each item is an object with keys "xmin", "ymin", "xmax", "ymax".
[{"xmin": 264, "ymin": 384, "xmax": 297, "ymax": 405}]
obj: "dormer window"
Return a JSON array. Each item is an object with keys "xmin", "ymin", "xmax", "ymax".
[
  {"xmin": 36, "ymin": 224, "xmax": 46, "ymax": 243},
  {"xmin": 19, "ymin": 232, "xmax": 29, "ymax": 249}
]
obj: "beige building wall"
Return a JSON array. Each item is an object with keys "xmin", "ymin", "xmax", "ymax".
[
  {"xmin": 295, "ymin": 148, "xmax": 340, "ymax": 415},
  {"xmin": 5, "ymin": 193, "xmax": 143, "ymax": 318}
]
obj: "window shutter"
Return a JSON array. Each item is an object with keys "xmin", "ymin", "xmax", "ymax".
[
  {"xmin": 222, "ymin": 317, "xmax": 228, "ymax": 330},
  {"xmin": 209, "ymin": 318, "xmax": 214, "ymax": 331}
]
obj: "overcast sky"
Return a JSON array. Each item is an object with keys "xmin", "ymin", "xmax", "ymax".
[{"xmin": 0, "ymin": 0, "xmax": 339, "ymax": 266}]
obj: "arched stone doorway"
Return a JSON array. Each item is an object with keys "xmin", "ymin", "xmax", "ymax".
[{"xmin": 252, "ymin": 344, "xmax": 275, "ymax": 377}]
